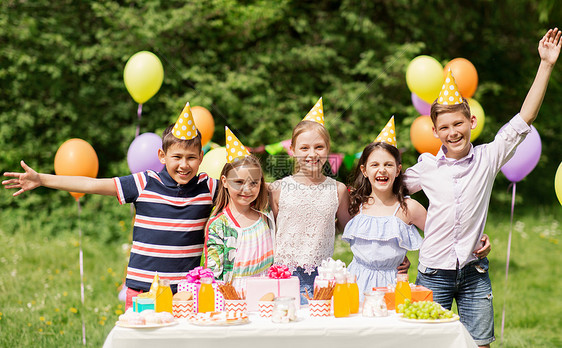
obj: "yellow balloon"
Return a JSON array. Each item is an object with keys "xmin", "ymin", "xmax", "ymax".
[
  {"xmin": 555, "ymin": 161, "xmax": 562, "ymax": 205},
  {"xmin": 124, "ymin": 51, "xmax": 164, "ymax": 104},
  {"xmin": 468, "ymin": 98, "xmax": 485, "ymax": 141},
  {"xmin": 406, "ymin": 56, "xmax": 444, "ymax": 104},
  {"xmin": 198, "ymin": 147, "xmax": 228, "ymax": 179}
]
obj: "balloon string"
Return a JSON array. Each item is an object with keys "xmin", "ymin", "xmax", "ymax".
[
  {"xmin": 76, "ymin": 199, "xmax": 87, "ymax": 346},
  {"xmin": 136, "ymin": 103, "xmax": 143, "ymax": 137},
  {"xmin": 500, "ymin": 182, "xmax": 516, "ymax": 346}
]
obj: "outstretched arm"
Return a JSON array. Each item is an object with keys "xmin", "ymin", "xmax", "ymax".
[
  {"xmin": 3, "ymin": 160, "xmax": 116, "ymax": 197},
  {"xmin": 520, "ymin": 27, "xmax": 561, "ymax": 125}
]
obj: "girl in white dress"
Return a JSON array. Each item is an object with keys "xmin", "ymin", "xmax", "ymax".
[
  {"xmin": 269, "ymin": 98, "xmax": 351, "ymax": 305},
  {"xmin": 343, "ymin": 141, "xmax": 426, "ymax": 300}
]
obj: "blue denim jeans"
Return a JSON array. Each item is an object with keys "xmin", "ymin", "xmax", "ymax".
[
  {"xmin": 292, "ymin": 267, "xmax": 318, "ymax": 305},
  {"xmin": 416, "ymin": 258, "xmax": 495, "ymax": 346}
]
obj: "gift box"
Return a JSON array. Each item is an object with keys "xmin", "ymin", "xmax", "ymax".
[
  {"xmin": 178, "ymin": 280, "xmax": 225, "ymax": 312},
  {"xmin": 245, "ymin": 277, "xmax": 300, "ymax": 312},
  {"xmin": 372, "ymin": 285, "xmax": 433, "ymax": 310},
  {"xmin": 244, "ymin": 265, "xmax": 301, "ymax": 312}
]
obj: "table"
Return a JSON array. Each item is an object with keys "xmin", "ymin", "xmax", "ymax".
[{"xmin": 103, "ymin": 310, "xmax": 477, "ymax": 348}]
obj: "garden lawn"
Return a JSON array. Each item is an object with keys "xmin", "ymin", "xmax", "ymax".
[{"xmin": 0, "ymin": 193, "xmax": 560, "ymax": 347}]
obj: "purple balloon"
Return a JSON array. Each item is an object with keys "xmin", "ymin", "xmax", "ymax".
[
  {"xmin": 500, "ymin": 125, "xmax": 541, "ymax": 182},
  {"xmin": 411, "ymin": 92, "xmax": 431, "ymax": 115},
  {"xmin": 127, "ymin": 132, "xmax": 164, "ymax": 174}
]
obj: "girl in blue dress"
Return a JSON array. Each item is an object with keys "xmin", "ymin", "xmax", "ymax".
[{"xmin": 343, "ymin": 141, "xmax": 426, "ymax": 300}]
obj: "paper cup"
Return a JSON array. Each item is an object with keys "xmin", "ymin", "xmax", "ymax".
[
  {"xmin": 258, "ymin": 301, "xmax": 274, "ymax": 318},
  {"xmin": 309, "ymin": 300, "xmax": 331, "ymax": 317},
  {"xmin": 172, "ymin": 300, "xmax": 195, "ymax": 319},
  {"xmin": 224, "ymin": 300, "xmax": 247, "ymax": 316}
]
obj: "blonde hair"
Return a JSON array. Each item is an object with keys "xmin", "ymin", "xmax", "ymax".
[
  {"xmin": 291, "ymin": 120, "xmax": 331, "ymax": 152},
  {"xmin": 430, "ymin": 98, "xmax": 471, "ymax": 126},
  {"xmin": 290, "ymin": 120, "xmax": 331, "ymax": 174},
  {"xmin": 212, "ymin": 155, "xmax": 268, "ymax": 215}
]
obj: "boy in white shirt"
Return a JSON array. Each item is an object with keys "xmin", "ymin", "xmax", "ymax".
[{"xmin": 404, "ymin": 28, "xmax": 560, "ymax": 347}]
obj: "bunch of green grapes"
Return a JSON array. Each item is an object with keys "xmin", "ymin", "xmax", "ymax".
[{"xmin": 396, "ymin": 300, "xmax": 455, "ymax": 320}]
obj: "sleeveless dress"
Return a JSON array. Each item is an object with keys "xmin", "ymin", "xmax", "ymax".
[
  {"xmin": 232, "ymin": 216, "xmax": 274, "ymax": 278},
  {"xmin": 205, "ymin": 207, "xmax": 274, "ymax": 283},
  {"xmin": 274, "ymin": 175, "xmax": 339, "ymax": 274},
  {"xmin": 342, "ymin": 203, "xmax": 423, "ymax": 300}
]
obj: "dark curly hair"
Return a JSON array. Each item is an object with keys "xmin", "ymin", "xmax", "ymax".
[{"xmin": 348, "ymin": 142, "xmax": 408, "ymax": 217}]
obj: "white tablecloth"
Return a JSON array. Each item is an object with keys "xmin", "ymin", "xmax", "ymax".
[{"xmin": 103, "ymin": 310, "xmax": 477, "ymax": 348}]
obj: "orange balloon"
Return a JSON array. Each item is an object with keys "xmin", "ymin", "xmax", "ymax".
[
  {"xmin": 410, "ymin": 116, "xmax": 442, "ymax": 155},
  {"xmin": 70, "ymin": 192, "xmax": 85, "ymax": 200},
  {"xmin": 191, "ymin": 106, "xmax": 215, "ymax": 146},
  {"xmin": 54, "ymin": 139, "xmax": 99, "ymax": 200},
  {"xmin": 443, "ymin": 58, "xmax": 478, "ymax": 99}
]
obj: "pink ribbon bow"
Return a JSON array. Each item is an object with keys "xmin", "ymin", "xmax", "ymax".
[
  {"xmin": 268, "ymin": 265, "xmax": 291, "ymax": 279},
  {"xmin": 185, "ymin": 266, "xmax": 215, "ymax": 284}
]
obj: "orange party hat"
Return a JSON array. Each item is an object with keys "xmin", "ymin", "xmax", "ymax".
[
  {"xmin": 225, "ymin": 126, "xmax": 251, "ymax": 163},
  {"xmin": 374, "ymin": 116, "xmax": 397, "ymax": 147},
  {"xmin": 172, "ymin": 102, "xmax": 198, "ymax": 140},
  {"xmin": 301, "ymin": 97, "xmax": 324, "ymax": 125},
  {"xmin": 437, "ymin": 69, "xmax": 463, "ymax": 105}
]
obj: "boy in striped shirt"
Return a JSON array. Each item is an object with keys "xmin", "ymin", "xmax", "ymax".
[{"xmin": 3, "ymin": 103, "xmax": 218, "ymax": 309}]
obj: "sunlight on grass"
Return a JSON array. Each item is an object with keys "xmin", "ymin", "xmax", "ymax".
[
  {"xmin": 335, "ymin": 206, "xmax": 562, "ymax": 348},
  {"xmin": 0, "ymin": 191, "xmax": 560, "ymax": 347}
]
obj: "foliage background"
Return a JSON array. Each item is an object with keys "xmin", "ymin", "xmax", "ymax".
[
  {"xmin": 2, "ymin": 0, "xmax": 562, "ymax": 212},
  {"xmin": 1, "ymin": 1, "xmax": 561, "ymax": 347}
]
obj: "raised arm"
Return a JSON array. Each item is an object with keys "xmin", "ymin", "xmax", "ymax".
[
  {"xmin": 3, "ymin": 160, "xmax": 116, "ymax": 197},
  {"xmin": 520, "ymin": 27, "xmax": 561, "ymax": 125}
]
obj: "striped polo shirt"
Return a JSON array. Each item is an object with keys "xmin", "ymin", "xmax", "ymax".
[{"xmin": 114, "ymin": 169, "xmax": 217, "ymax": 292}]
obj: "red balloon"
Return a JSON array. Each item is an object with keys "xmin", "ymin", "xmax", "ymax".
[
  {"xmin": 410, "ymin": 116, "xmax": 442, "ymax": 155},
  {"xmin": 54, "ymin": 139, "xmax": 99, "ymax": 200},
  {"xmin": 443, "ymin": 58, "xmax": 478, "ymax": 99}
]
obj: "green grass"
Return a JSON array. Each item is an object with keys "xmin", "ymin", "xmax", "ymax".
[
  {"xmin": 335, "ymin": 206, "xmax": 562, "ymax": 348},
  {"xmin": 0, "ymin": 192, "xmax": 132, "ymax": 347},
  {"xmin": 0, "ymin": 189, "xmax": 561, "ymax": 347}
]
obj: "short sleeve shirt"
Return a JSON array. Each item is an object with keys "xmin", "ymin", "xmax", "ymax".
[{"xmin": 113, "ymin": 169, "xmax": 217, "ymax": 292}]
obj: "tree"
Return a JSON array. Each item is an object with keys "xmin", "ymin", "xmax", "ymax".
[{"xmin": 1, "ymin": 0, "xmax": 561, "ymax": 212}]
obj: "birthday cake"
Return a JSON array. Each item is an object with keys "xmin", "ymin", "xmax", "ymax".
[{"xmin": 245, "ymin": 265, "xmax": 300, "ymax": 312}]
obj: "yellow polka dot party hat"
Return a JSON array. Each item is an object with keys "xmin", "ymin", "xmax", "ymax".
[
  {"xmin": 374, "ymin": 116, "xmax": 397, "ymax": 147},
  {"xmin": 301, "ymin": 97, "xmax": 324, "ymax": 125},
  {"xmin": 172, "ymin": 102, "xmax": 198, "ymax": 140},
  {"xmin": 225, "ymin": 126, "xmax": 251, "ymax": 163},
  {"xmin": 437, "ymin": 69, "xmax": 464, "ymax": 105}
]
